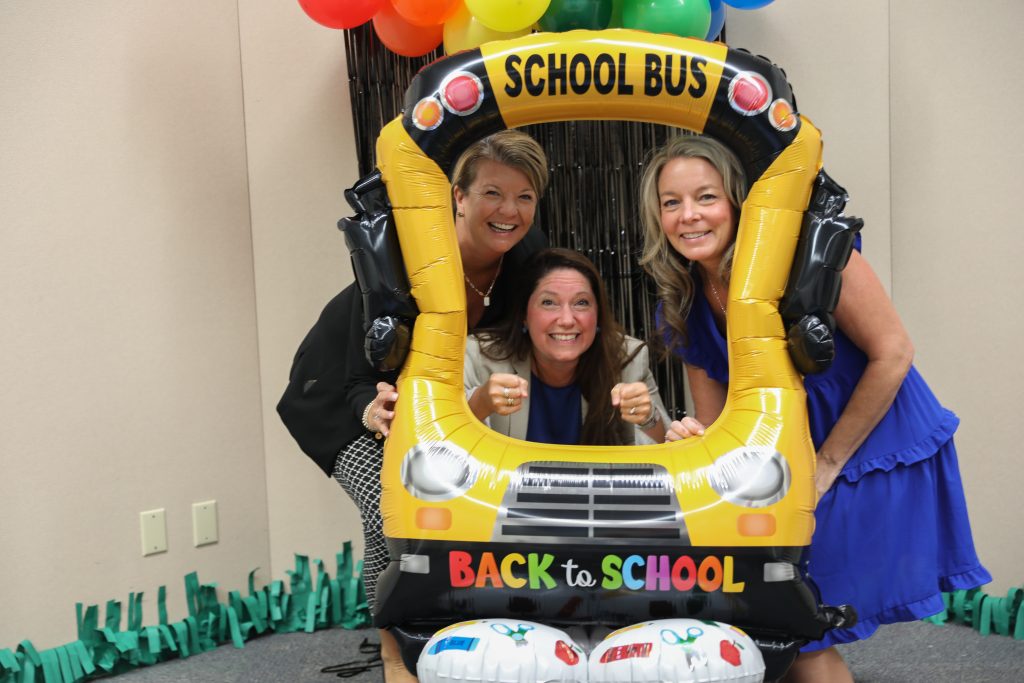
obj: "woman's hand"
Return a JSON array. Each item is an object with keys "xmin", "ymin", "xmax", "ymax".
[
  {"xmin": 665, "ymin": 416, "xmax": 706, "ymax": 442},
  {"xmin": 613, "ymin": 382, "xmax": 665, "ymax": 441},
  {"xmin": 366, "ymin": 382, "xmax": 398, "ymax": 437},
  {"xmin": 611, "ymin": 382, "xmax": 655, "ymax": 425},
  {"xmin": 469, "ymin": 373, "xmax": 529, "ymax": 420},
  {"xmin": 814, "ymin": 454, "xmax": 844, "ymax": 502}
]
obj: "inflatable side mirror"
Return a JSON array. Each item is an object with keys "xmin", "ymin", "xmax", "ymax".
[
  {"xmin": 339, "ymin": 170, "xmax": 419, "ymax": 372},
  {"xmin": 780, "ymin": 170, "xmax": 863, "ymax": 374}
]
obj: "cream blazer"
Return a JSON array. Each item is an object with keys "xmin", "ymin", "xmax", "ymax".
[{"xmin": 464, "ymin": 334, "xmax": 668, "ymax": 445}]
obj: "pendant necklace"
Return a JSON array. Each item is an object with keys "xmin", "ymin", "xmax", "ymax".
[
  {"xmin": 706, "ymin": 275, "xmax": 727, "ymax": 316},
  {"xmin": 464, "ymin": 256, "xmax": 503, "ymax": 307}
]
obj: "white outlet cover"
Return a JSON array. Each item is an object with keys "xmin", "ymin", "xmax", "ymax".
[
  {"xmin": 192, "ymin": 500, "xmax": 218, "ymax": 547},
  {"xmin": 140, "ymin": 509, "xmax": 167, "ymax": 556}
]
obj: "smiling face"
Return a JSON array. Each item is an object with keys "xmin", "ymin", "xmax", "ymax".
[
  {"xmin": 657, "ymin": 156, "xmax": 737, "ymax": 273},
  {"xmin": 454, "ymin": 159, "xmax": 538, "ymax": 263},
  {"xmin": 524, "ymin": 267, "xmax": 599, "ymax": 384}
]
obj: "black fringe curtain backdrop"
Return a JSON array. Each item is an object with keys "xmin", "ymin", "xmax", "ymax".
[{"xmin": 343, "ymin": 24, "xmax": 689, "ymax": 421}]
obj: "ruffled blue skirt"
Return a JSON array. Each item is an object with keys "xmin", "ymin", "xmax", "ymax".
[
  {"xmin": 801, "ymin": 436, "xmax": 991, "ymax": 651},
  {"xmin": 675, "ymin": 285, "xmax": 991, "ymax": 651}
]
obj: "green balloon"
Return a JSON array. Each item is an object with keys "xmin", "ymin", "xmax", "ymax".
[
  {"xmin": 608, "ymin": 0, "xmax": 625, "ymax": 28},
  {"xmin": 621, "ymin": 0, "xmax": 711, "ymax": 39},
  {"xmin": 538, "ymin": 0, "xmax": 615, "ymax": 31}
]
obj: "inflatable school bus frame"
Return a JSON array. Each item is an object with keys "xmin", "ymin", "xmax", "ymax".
[{"xmin": 340, "ymin": 29, "xmax": 860, "ymax": 681}]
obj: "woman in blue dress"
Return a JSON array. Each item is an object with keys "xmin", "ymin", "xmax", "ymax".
[{"xmin": 638, "ymin": 136, "xmax": 991, "ymax": 682}]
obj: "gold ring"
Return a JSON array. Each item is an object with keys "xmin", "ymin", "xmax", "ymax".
[
  {"xmin": 506, "ymin": 396, "xmax": 514, "ymax": 407},
  {"xmin": 629, "ymin": 406, "xmax": 637, "ymax": 415},
  {"xmin": 503, "ymin": 386, "xmax": 511, "ymax": 398}
]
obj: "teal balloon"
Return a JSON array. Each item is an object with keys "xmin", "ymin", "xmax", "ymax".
[
  {"xmin": 539, "ymin": 0, "xmax": 614, "ymax": 31},
  {"xmin": 706, "ymin": 0, "xmax": 725, "ymax": 40},
  {"xmin": 724, "ymin": 0, "xmax": 774, "ymax": 8},
  {"xmin": 621, "ymin": 0, "xmax": 711, "ymax": 39}
]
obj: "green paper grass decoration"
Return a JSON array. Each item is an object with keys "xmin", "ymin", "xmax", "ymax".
[
  {"xmin": 3, "ymin": 546, "xmax": 1015, "ymax": 683},
  {"xmin": 0, "ymin": 543, "xmax": 370, "ymax": 683},
  {"xmin": 923, "ymin": 586, "xmax": 1024, "ymax": 639}
]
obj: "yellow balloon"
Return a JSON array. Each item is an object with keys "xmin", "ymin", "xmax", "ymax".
[
  {"xmin": 444, "ymin": 3, "xmax": 530, "ymax": 55},
  {"xmin": 464, "ymin": 0, "xmax": 551, "ymax": 33}
]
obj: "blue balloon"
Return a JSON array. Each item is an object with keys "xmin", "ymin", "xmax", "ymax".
[
  {"xmin": 724, "ymin": 0, "xmax": 774, "ymax": 9},
  {"xmin": 706, "ymin": 0, "xmax": 725, "ymax": 39}
]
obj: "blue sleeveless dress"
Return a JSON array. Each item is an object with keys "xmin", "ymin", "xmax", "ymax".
[{"xmin": 675, "ymin": 261, "xmax": 991, "ymax": 650}]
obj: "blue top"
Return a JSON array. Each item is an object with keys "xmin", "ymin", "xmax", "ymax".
[
  {"xmin": 525, "ymin": 373, "xmax": 582, "ymax": 446},
  {"xmin": 675, "ymin": 269, "xmax": 959, "ymax": 483}
]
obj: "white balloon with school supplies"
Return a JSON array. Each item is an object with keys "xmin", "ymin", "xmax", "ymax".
[
  {"xmin": 589, "ymin": 618, "xmax": 765, "ymax": 683},
  {"xmin": 417, "ymin": 618, "xmax": 587, "ymax": 683}
]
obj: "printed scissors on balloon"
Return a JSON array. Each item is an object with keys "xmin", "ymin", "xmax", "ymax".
[
  {"xmin": 491, "ymin": 622, "xmax": 535, "ymax": 646},
  {"xmin": 661, "ymin": 625, "xmax": 704, "ymax": 646}
]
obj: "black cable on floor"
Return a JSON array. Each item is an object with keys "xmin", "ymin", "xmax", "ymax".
[{"xmin": 320, "ymin": 637, "xmax": 382, "ymax": 678}]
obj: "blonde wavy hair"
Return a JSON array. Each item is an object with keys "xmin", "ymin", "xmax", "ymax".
[{"xmin": 638, "ymin": 136, "xmax": 747, "ymax": 353}]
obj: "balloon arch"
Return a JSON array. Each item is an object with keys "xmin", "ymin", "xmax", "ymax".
[
  {"xmin": 299, "ymin": 0, "xmax": 779, "ymax": 57},
  {"xmin": 340, "ymin": 29, "xmax": 860, "ymax": 683}
]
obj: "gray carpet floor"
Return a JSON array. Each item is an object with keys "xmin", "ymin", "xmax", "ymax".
[{"xmin": 107, "ymin": 621, "xmax": 1023, "ymax": 682}]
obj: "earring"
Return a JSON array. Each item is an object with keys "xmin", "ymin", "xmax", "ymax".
[
  {"xmin": 596, "ymin": 325, "xmax": 601, "ymax": 333},
  {"xmin": 521, "ymin": 324, "xmax": 527, "ymax": 334},
  {"xmin": 456, "ymin": 211, "xmax": 465, "ymax": 218}
]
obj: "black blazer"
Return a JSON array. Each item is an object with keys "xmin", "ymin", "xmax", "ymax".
[{"xmin": 277, "ymin": 227, "xmax": 546, "ymax": 475}]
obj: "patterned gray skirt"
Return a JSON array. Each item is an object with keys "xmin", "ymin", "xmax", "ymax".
[{"xmin": 332, "ymin": 433, "xmax": 387, "ymax": 611}]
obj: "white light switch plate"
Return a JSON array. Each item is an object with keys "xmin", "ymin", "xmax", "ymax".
[
  {"xmin": 140, "ymin": 509, "xmax": 167, "ymax": 556},
  {"xmin": 192, "ymin": 500, "xmax": 218, "ymax": 547}
]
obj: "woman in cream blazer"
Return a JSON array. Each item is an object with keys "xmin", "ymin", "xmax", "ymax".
[{"xmin": 463, "ymin": 249, "xmax": 667, "ymax": 446}]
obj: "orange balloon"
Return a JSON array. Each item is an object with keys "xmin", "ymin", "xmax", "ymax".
[
  {"xmin": 373, "ymin": 2, "xmax": 443, "ymax": 57},
  {"xmin": 392, "ymin": 0, "xmax": 461, "ymax": 27}
]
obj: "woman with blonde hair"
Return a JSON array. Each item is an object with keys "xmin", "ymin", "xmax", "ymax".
[{"xmin": 640, "ymin": 135, "xmax": 990, "ymax": 682}]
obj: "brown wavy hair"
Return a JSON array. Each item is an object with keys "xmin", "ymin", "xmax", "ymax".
[
  {"xmin": 475, "ymin": 248, "xmax": 629, "ymax": 446},
  {"xmin": 638, "ymin": 136, "xmax": 747, "ymax": 354}
]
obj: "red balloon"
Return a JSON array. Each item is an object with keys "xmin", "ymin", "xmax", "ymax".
[
  {"xmin": 392, "ymin": 0, "xmax": 462, "ymax": 27},
  {"xmin": 373, "ymin": 2, "xmax": 443, "ymax": 57},
  {"xmin": 298, "ymin": 0, "xmax": 385, "ymax": 29}
]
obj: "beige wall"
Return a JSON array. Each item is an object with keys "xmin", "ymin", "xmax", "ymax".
[
  {"xmin": 0, "ymin": 1, "xmax": 359, "ymax": 649},
  {"xmin": 1, "ymin": 0, "xmax": 1019, "ymax": 651},
  {"xmin": 727, "ymin": 1, "xmax": 892, "ymax": 278},
  {"xmin": 237, "ymin": 0, "xmax": 364, "ymax": 583},
  {"xmin": 889, "ymin": 0, "xmax": 1024, "ymax": 592}
]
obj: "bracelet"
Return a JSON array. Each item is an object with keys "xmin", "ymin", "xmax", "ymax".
[
  {"xmin": 638, "ymin": 410, "xmax": 661, "ymax": 431},
  {"xmin": 361, "ymin": 401, "xmax": 377, "ymax": 433}
]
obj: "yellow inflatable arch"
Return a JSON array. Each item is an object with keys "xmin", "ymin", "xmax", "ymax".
[{"xmin": 343, "ymin": 29, "xmax": 857, "ymax": 679}]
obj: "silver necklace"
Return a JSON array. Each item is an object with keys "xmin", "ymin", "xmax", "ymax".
[
  {"xmin": 464, "ymin": 257, "xmax": 503, "ymax": 307},
  {"xmin": 706, "ymin": 275, "xmax": 727, "ymax": 315}
]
